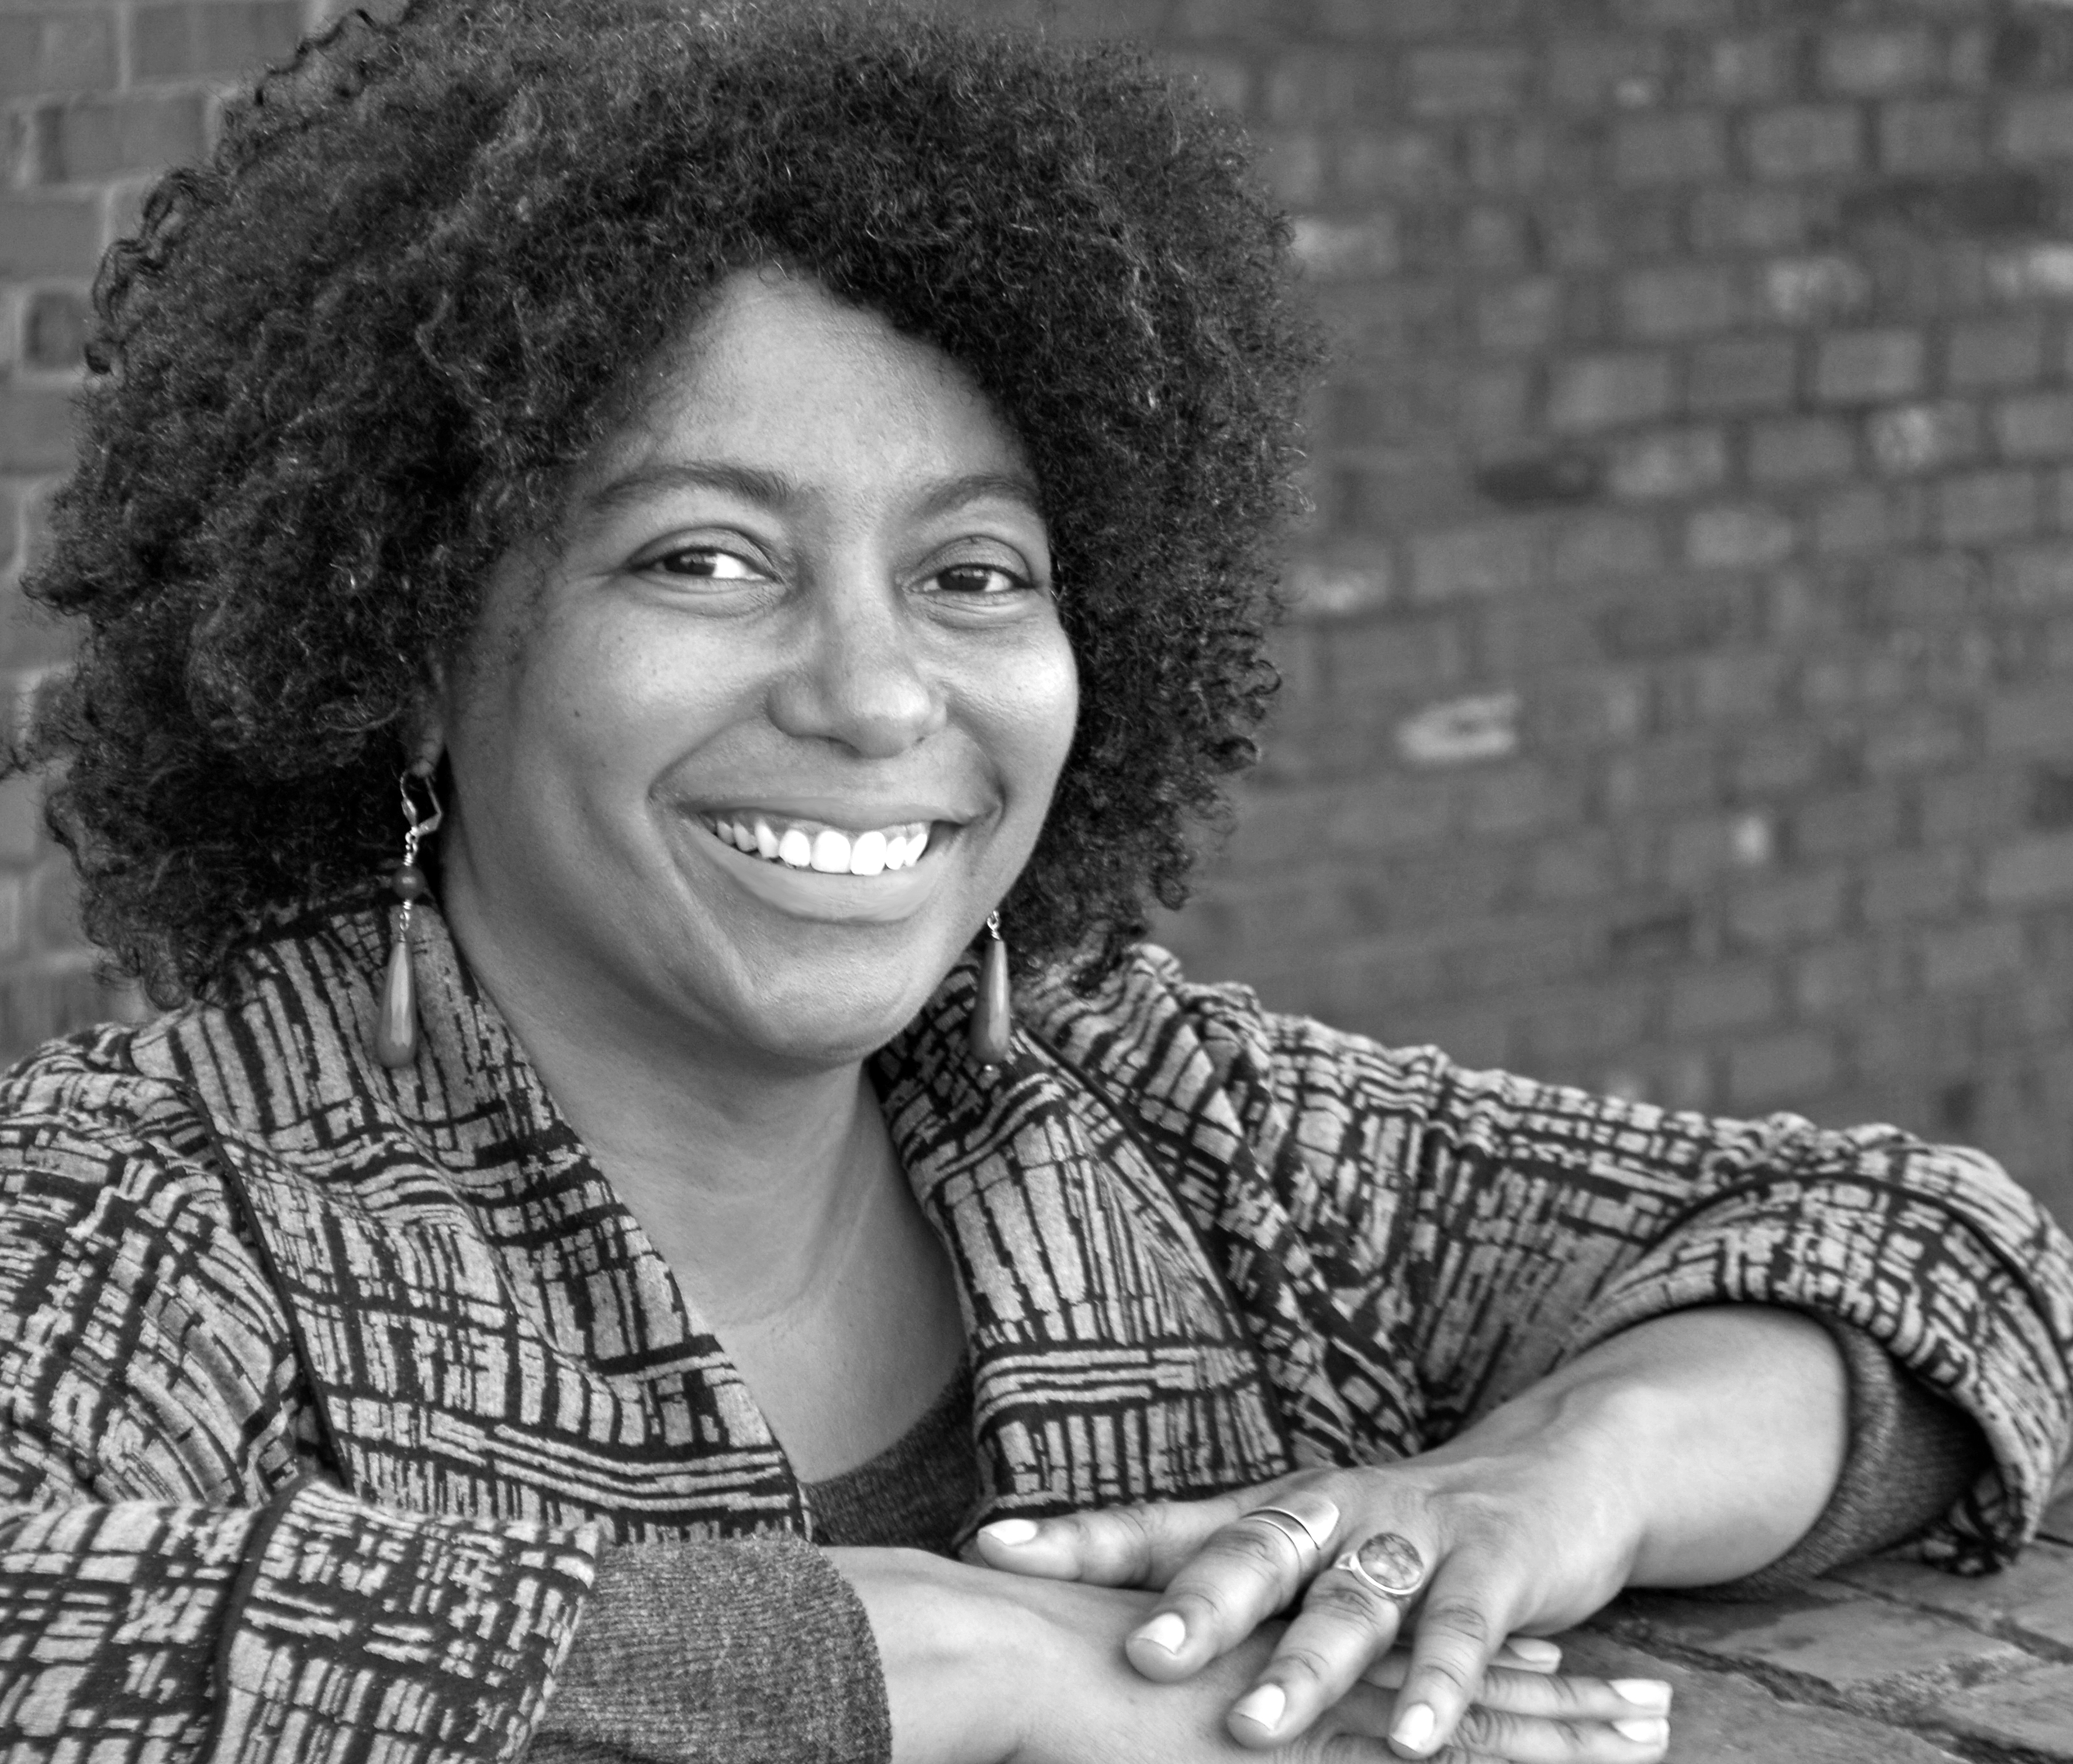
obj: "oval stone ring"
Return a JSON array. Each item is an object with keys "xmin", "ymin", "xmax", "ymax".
[{"xmin": 1333, "ymin": 1531, "xmax": 1426, "ymax": 1602}]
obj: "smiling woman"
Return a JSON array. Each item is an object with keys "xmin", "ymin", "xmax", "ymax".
[{"xmin": 1, "ymin": 4, "xmax": 2070, "ymax": 1764}]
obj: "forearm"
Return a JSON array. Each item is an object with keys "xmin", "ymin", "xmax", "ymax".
[{"xmin": 1428, "ymin": 1305, "xmax": 1849, "ymax": 1589}]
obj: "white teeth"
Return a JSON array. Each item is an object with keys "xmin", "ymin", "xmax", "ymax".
[{"xmin": 709, "ymin": 815, "xmax": 935, "ymax": 873}]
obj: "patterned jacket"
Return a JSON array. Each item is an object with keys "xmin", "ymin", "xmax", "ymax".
[{"xmin": 2, "ymin": 900, "xmax": 2069, "ymax": 1761}]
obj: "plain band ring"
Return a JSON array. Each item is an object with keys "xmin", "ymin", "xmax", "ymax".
[
  {"xmin": 1243, "ymin": 1503, "xmax": 1332, "ymax": 1559},
  {"xmin": 1333, "ymin": 1531, "xmax": 1425, "ymax": 1601}
]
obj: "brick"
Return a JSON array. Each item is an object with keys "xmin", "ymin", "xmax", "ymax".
[
  {"xmin": 1476, "ymin": 279, "xmax": 1560, "ymax": 354},
  {"xmin": 1687, "ymin": 335, "xmax": 1798, "ymax": 415},
  {"xmin": 1992, "ymin": 544, "xmax": 2073, "ymax": 607},
  {"xmin": 1877, "ymin": 97, "xmax": 1985, "ymax": 175},
  {"xmin": 1406, "ymin": 46, "xmax": 1528, "ymax": 118},
  {"xmin": 1727, "ymin": 870, "xmax": 1848, "ymax": 949},
  {"xmin": 133, "ymin": 1, "xmax": 307, "ymax": 80},
  {"xmin": 0, "ymin": 200, "xmax": 102, "ymax": 280},
  {"xmin": 1940, "ymin": 469, "xmax": 2041, "ymax": 545},
  {"xmin": 1335, "ymin": 129, "xmax": 1452, "ymax": 200},
  {"xmin": 1814, "ymin": 483, "xmax": 1928, "ymax": 555},
  {"xmin": 1750, "ymin": 416, "xmax": 1858, "ymax": 487},
  {"xmin": 1989, "ymin": 685, "xmax": 2073, "ymax": 756},
  {"xmin": 1607, "ymin": 427, "xmax": 1729, "ymax": 500},
  {"xmin": 1694, "ymin": 33, "xmax": 1795, "ymax": 105},
  {"xmin": 0, "ymin": 389, "xmax": 78, "ymax": 473},
  {"xmin": 1922, "ymin": 918, "xmax": 2027, "ymax": 992},
  {"xmin": 1869, "ymin": 403, "xmax": 1980, "ymax": 476},
  {"xmin": 1687, "ymin": 506, "xmax": 1795, "ymax": 570},
  {"xmin": 1545, "ymin": 37, "xmax": 1665, "ymax": 112},
  {"xmin": 1862, "ymin": 849, "xmax": 1968, "ymax": 924},
  {"xmin": 1813, "ymin": 328, "xmax": 1925, "ymax": 405},
  {"xmin": 0, "ymin": 10, "xmax": 118, "ymax": 97},
  {"xmin": 1726, "ymin": 1028, "xmax": 1839, "ymax": 1106},
  {"xmin": 1546, "ymin": 352, "xmax": 1671, "ymax": 434},
  {"xmin": 1619, "ymin": 264, "xmax": 1743, "ymax": 340},
  {"xmin": 1288, "ymin": 214, "xmax": 1398, "ymax": 278},
  {"xmin": 1864, "ymin": 710, "xmax": 1968, "ymax": 776},
  {"xmin": 1255, "ymin": 133, "xmax": 1325, "ymax": 207},
  {"xmin": 1991, "ymin": 243, "xmax": 2073, "ymax": 302},
  {"xmin": 1409, "ymin": 523, "xmax": 1545, "ymax": 602},
  {"xmin": 31, "ymin": 94, "xmax": 208, "ymax": 185},
  {"xmin": 1611, "ymin": 111, "xmax": 1726, "ymax": 186},
  {"xmin": 1746, "ymin": 105, "xmax": 1863, "ymax": 182},
  {"xmin": 1764, "ymin": 255, "xmax": 1872, "ymax": 325},
  {"xmin": 1550, "ymin": 512, "xmax": 1665, "ymax": 588},
  {"xmin": 1791, "ymin": 787, "xmax": 1903, "ymax": 860},
  {"xmin": 1820, "ymin": 25, "xmax": 1938, "ymax": 96},
  {"xmin": 1395, "ymin": 691, "xmax": 1521, "ymax": 767},
  {"xmin": 1667, "ymin": 965, "xmax": 1779, "ymax": 1037},
  {"xmin": 22, "ymin": 291, "xmax": 90, "ymax": 373},
  {"xmin": 1688, "ymin": 186, "xmax": 1813, "ymax": 255},
  {"xmin": 1985, "ymin": 832, "xmax": 2073, "ymax": 908},
  {"xmin": 1998, "ymin": 393, "xmax": 2073, "ymax": 462},
  {"xmin": 2005, "ymin": 92, "xmax": 2073, "ymax": 163},
  {"xmin": 1946, "ymin": 315, "xmax": 2047, "ymax": 391}
]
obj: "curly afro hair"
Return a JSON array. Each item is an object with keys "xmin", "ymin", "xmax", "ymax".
[{"xmin": 18, "ymin": 0, "xmax": 1318, "ymax": 1005}]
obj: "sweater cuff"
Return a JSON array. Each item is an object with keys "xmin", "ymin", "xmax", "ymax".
[
  {"xmin": 1700, "ymin": 1318, "xmax": 1992, "ymax": 1600},
  {"xmin": 542, "ymin": 1538, "xmax": 892, "ymax": 1764}
]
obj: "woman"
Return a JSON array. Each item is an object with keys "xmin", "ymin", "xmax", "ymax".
[{"xmin": 1, "ymin": 2, "xmax": 2067, "ymax": 1760}]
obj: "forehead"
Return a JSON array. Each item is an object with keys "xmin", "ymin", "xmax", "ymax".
[{"xmin": 579, "ymin": 268, "xmax": 1038, "ymax": 510}]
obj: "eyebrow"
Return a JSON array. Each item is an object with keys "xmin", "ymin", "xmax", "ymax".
[{"xmin": 578, "ymin": 459, "xmax": 1045, "ymax": 523}]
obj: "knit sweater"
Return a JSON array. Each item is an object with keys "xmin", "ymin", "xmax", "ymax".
[{"xmin": 1, "ymin": 899, "xmax": 2067, "ymax": 1762}]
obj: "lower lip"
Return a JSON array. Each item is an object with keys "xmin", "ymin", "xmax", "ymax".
[{"xmin": 697, "ymin": 824, "xmax": 952, "ymax": 923}]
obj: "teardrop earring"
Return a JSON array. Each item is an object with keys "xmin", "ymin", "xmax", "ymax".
[
  {"xmin": 374, "ymin": 762, "xmax": 444, "ymax": 1070},
  {"xmin": 967, "ymin": 910, "xmax": 1012, "ymax": 1074}
]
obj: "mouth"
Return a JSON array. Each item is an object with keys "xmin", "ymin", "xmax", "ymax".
[{"xmin": 697, "ymin": 811, "xmax": 935, "ymax": 876}]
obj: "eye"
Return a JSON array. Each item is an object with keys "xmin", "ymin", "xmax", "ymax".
[
  {"xmin": 640, "ymin": 546, "xmax": 768, "ymax": 581},
  {"xmin": 928, "ymin": 562, "xmax": 1033, "ymax": 598}
]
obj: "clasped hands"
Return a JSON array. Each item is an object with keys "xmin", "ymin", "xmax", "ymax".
[{"xmin": 969, "ymin": 1447, "xmax": 1673, "ymax": 1764}]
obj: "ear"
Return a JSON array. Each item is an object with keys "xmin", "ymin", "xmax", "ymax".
[{"xmin": 403, "ymin": 653, "xmax": 452, "ymax": 776}]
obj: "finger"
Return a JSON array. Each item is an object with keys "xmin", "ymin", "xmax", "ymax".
[
  {"xmin": 1121, "ymin": 1500, "xmax": 1343, "ymax": 1681},
  {"xmin": 972, "ymin": 1494, "xmax": 1249, "ymax": 1586},
  {"xmin": 1365, "ymin": 1657, "xmax": 1671, "ymax": 1727},
  {"xmin": 1225, "ymin": 1545, "xmax": 1416, "ymax": 1744},
  {"xmin": 1380, "ymin": 1564, "xmax": 1518, "ymax": 1758},
  {"xmin": 1450, "ymin": 1704, "xmax": 1672, "ymax": 1764},
  {"xmin": 1494, "ymin": 1636, "xmax": 1561, "ymax": 1675}
]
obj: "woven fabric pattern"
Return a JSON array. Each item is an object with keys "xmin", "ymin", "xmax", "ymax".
[{"xmin": 1, "ymin": 901, "xmax": 2068, "ymax": 1756}]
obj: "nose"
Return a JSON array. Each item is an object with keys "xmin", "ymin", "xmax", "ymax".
[{"xmin": 766, "ymin": 569, "xmax": 948, "ymax": 758}]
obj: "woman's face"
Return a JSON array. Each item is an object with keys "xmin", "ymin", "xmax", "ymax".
[{"xmin": 428, "ymin": 269, "xmax": 1078, "ymax": 1071}]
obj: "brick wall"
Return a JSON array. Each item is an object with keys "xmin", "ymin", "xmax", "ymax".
[{"xmin": 7, "ymin": 0, "xmax": 2073, "ymax": 1223}]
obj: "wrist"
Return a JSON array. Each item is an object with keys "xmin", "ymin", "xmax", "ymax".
[{"xmin": 826, "ymin": 1547, "xmax": 1043, "ymax": 1764}]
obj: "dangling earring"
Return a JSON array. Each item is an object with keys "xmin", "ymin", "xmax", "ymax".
[
  {"xmin": 374, "ymin": 762, "xmax": 443, "ymax": 1070},
  {"xmin": 967, "ymin": 911, "xmax": 1012, "ymax": 1074}
]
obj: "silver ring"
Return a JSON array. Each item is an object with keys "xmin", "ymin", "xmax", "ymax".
[
  {"xmin": 1332, "ymin": 1531, "xmax": 1425, "ymax": 1601},
  {"xmin": 1243, "ymin": 1504, "xmax": 1332, "ymax": 1559}
]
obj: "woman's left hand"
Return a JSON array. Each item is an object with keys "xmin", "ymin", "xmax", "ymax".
[
  {"xmin": 972, "ymin": 1306, "xmax": 1853, "ymax": 1758},
  {"xmin": 972, "ymin": 1447, "xmax": 1642, "ymax": 1758}
]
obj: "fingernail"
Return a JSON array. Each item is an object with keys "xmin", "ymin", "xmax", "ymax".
[
  {"xmin": 1231, "ymin": 1684, "xmax": 1285, "ymax": 1730},
  {"xmin": 980, "ymin": 1518, "xmax": 1040, "ymax": 1547},
  {"xmin": 1391, "ymin": 1702, "xmax": 1436, "ymax": 1752},
  {"xmin": 1132, "ymin": 1611, "xmax": 1187, "ymax": 1654},
  {"xmin": 1611, "ymin": 1680, "xmax": 1672, "ymax": 1713},
  {"xmin": 1614, "ymin": 1717, "xmax": 1668, "ymax": 1745},
  {"xmin": 1506, "ymin": 1637, "xmax": 1562, "ymax": 1667}
]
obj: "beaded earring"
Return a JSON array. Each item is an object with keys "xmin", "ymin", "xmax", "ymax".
[
  {"xmin": 967, "ymin": 910, "xmax": 1012, "ymax": 1074},
  {"xmin": 374, "ymin": 762, "xmax": 444, "ymax": 1070}
]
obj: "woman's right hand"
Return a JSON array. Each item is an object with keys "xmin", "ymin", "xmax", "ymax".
[{"xmin": 827, "ymin": 1547, "xmax": 1671, "ymax": 1764}]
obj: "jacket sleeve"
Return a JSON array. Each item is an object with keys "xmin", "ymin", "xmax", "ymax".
[
  {"xmin": 1169, "ymin": 976, "xmax": 2073, "ymax": 1575},
  {"xmin": 0, "ymin": 1093, "xmax": 600, "ymax": 1761}
]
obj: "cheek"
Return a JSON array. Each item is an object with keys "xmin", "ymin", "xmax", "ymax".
[{"xmin": 1006, "ymin": 628, "xmax": 1080, "ymax": 796}]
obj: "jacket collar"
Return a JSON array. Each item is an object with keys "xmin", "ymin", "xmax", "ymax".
[{"xmin": 145, "ymin": 901, "xmax": 1291, "ymax": 1540}]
